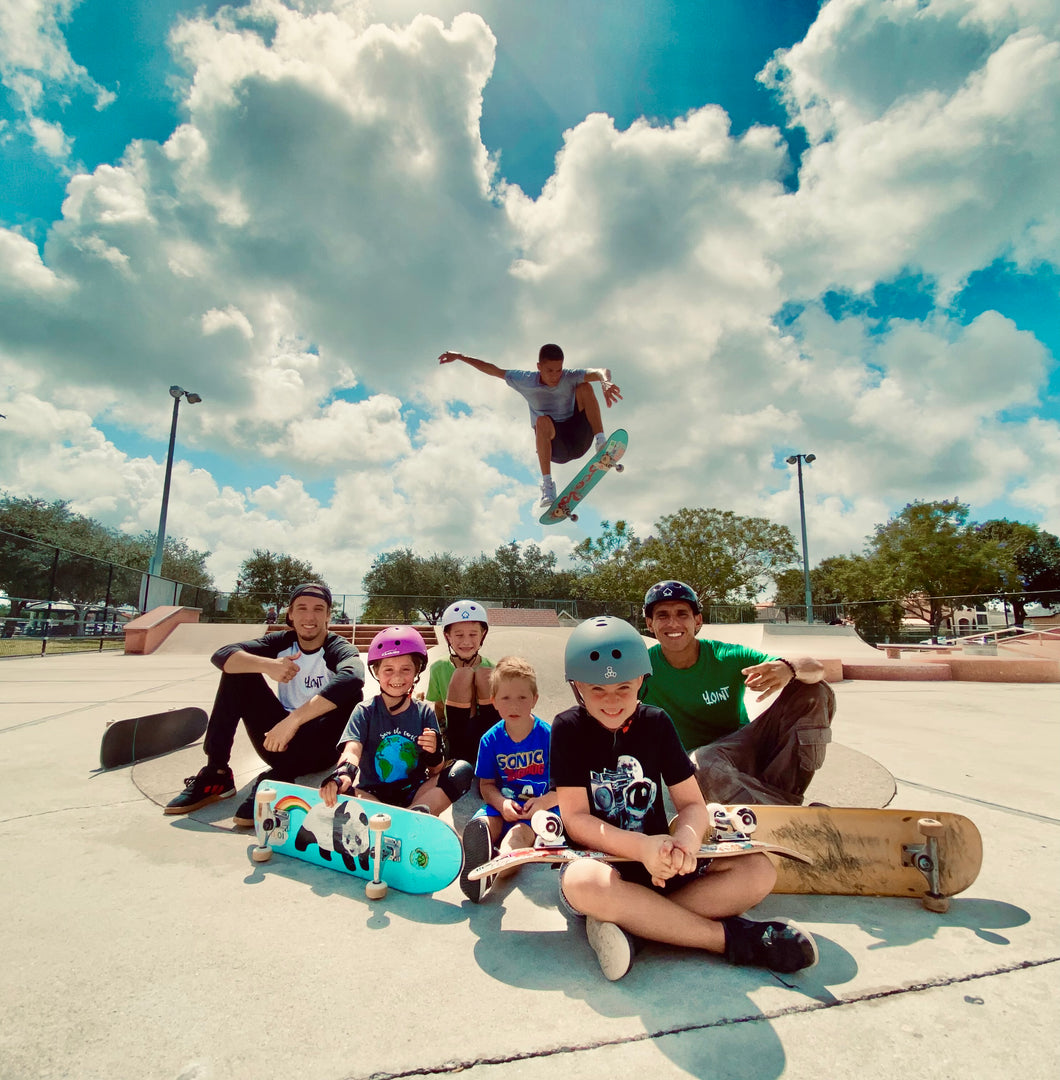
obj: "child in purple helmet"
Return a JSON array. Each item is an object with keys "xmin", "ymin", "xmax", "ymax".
[{"xmin": 321, "ymin": 626, "xmax": 473, "ymax": 814}]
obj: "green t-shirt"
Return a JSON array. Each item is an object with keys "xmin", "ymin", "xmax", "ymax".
[
  {"xmin": 643, "ymin": 640, "xmax": 774, "ymax": 751},
  {"xmin": 425, "ymin": 656, "xmax": 495, "ymax": 702}
]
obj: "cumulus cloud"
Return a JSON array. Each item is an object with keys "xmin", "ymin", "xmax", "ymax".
[{"xmin": 0, "ymin": 0, "xmax": 1056, "ymax": 598}]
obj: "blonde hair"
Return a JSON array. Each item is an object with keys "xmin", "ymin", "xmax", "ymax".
[{"xmin": 490, "ymin": 655, "xmax": 538, "ymax": 697}]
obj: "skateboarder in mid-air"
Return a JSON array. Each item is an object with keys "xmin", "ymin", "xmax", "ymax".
[{"xmin": 438, "ymin": 343, "xmax": 622, "ymax": 507}]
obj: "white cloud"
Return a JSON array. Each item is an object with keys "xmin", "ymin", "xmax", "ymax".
[{"xmin": 0, "ymin": 0, "xmax": 1057, "ymax": 599}]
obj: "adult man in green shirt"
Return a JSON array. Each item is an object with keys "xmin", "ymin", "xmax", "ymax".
[{"xmin": 641, "ymin": 581, "xmax": 834, "ymax": 805}]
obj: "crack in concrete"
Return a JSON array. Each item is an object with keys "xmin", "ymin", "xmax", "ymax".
[{"xmin": 351, "ymin": 957, "xmax": 1060, "ymax": 1079}]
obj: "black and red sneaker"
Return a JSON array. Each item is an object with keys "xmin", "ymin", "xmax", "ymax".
[{"xmin": 164, "ymin": 765, "xmax": 236, "ymax": 814}]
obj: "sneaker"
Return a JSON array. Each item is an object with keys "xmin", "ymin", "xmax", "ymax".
[
  {"xmin": 594, "ymin": 433, "xmax": 606, "ymax": 454},
  {"xmin": 586, "ymin": 916, "xmax": 635, "ymax": 981},
  {"xmin": 232, "ymin": 770, "xmax": 274, "ymax": 828},
  {"xmin": 721, "ymin": 916, "xmax": 819, "ymax": 974},
  {"xmin": 539, "ymin": 476, "xmax": 557, "ymax": 508},
  {"xmin": 163, "ymin": 765, "xmax": 236, "ymax": 815},
  {"xmin": 459, "ymin": 816, "xmax": 494, "ymax": 903}
]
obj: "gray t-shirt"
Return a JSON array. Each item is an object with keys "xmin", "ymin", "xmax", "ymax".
[{"xmin": 504, "ymin": 368, "xmax": 588, "ymax": 424}]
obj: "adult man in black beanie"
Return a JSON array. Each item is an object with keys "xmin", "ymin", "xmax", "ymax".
[{"xmin": 164, "ymin": 582, "xmax": 365, "ymax": 825}]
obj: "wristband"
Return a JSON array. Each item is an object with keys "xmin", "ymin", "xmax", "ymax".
[
  {"xmin": 777, "ymin": 658, "xmax": 798, "ymax": 682},
  {"xmin": 326, "ymin": 762, "xmax": 358, "ymax": 789}
]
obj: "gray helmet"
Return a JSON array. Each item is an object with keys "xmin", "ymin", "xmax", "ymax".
[
  {"xmin": 564, "ymin": 617, "xmax": 651, "ymax": 684},
  {"xmin": 643, "ymin": 580, "xmax": 701, "ymax": 619}
]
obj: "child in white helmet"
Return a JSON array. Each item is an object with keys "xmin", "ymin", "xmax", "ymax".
[{"xmin": 425, "ymin": 600, "xmax": 500, "ymax": 766}]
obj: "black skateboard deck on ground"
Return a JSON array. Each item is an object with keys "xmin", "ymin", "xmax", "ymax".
[{"xmin": 100, "ymin": 706, "xmax": 208, "ymax": 769}]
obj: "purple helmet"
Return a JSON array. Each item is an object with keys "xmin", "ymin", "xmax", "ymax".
[{"xmin": 367, "ymin": 626, "xmax": 428, "ymax": 673}]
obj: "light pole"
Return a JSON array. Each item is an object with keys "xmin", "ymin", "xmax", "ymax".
[
  {"xmin": 149, "ymin": 385, "xmax": 203, "ymax": 580},
  {"xmin": 785, "ymin": 452, "xmax": 816, "ymax": 624}
]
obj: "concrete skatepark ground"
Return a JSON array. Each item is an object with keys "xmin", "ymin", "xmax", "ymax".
[{"xmin": 1, "ymin": 624, "xmax": 1057, "ymax": 1080}]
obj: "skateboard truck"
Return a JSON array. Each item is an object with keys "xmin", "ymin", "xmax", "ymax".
[
  {"xmin": 252, "ymin": 787, "xmax": 282, "ymax": 863},
  {"xmin": 902, "ymin": 817, "xmax": 949, "ymax": 913},
  {"xmin": 366, "ymin": 812, "xmax": 392, "ymax": 900}
]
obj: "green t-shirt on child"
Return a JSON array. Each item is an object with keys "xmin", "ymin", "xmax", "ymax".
[{"xmin": 425, "ymin": 656, "xmax": 495, "ymax": 703}]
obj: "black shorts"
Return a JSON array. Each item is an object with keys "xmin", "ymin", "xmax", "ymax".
[
  {"xmin": 361, "ymin": 777, "xmax": 427, "ymax": 809},
  {"xmin": 550, "ymin": 408, "xmax": 593, "ymax": 464},
  {"xmin": 615, "ymin": 858, "xmax": 713, "ymax": 895}
]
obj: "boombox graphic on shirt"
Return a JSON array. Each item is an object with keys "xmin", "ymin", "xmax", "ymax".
[{"xmin": 590, "ymin": 755, "xmax": 657, "ymax": 832}]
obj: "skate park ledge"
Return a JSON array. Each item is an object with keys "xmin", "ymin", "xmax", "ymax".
[{"xmin": 125, "ymin": 612, "xmax": 1060, "ymax": 682}]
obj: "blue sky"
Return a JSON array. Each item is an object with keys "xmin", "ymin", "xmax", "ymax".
[{"xmin": 0, "ymin": 0, "xmax": 1057, "ymax": 592}]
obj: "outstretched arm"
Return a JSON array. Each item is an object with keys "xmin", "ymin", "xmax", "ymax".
[
  {"xmin": 438, "ymin": 351, "xmax": 506, "ymax": 378},
  {"xmin": 584, "ymin": 367, "xmax": 622, "ymax": 408}
]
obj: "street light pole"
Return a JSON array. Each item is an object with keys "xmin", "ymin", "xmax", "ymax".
[
  {"xmin": 149, "ymin": 385, "xmax": 202, "ymax": 580},
  {"xmin": 785, "ymin": 452, "xmax": 816, "ymax": 624}
]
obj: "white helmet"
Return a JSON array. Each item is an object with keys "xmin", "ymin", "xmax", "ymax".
[{"xmin": 441, "ymin": 600, "xmax": 489, "ymax": 630}]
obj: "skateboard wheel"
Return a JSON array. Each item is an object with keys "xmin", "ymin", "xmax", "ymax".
[
  {"xmin": 918, "ymin": 818, "xmax": 945, "ymax": 838},
  {"xmin": 569, "ymin": 513, "xmax": 578, "ymax": 522},
  {"xmin": 251, "ymin": 846, "xmax": 272, "ymax": 863},
  {"xmin": 369, "ymin": 812, "xmax": 392, "ymax": 832},
  {"xmin": 923, "ymin": 894, "xmax": 950, "ymax": 914},
  {"xmin": 365, "ymin": 880, "xmax": 388, "ymax": 900},
  {"xmin": 614, "ymin": 463, "xmax": 624, "ymax": 473}
]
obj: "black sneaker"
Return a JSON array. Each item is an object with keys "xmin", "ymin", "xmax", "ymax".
[
  {"xmin": 586, "ymin": 916, "xmax": 635, "ymax": 981},
  {"xmin": 232, "ymin": 770, "xmax": 274, "ymax": 828},
  {"xmin": 722, "ymin": 916, "xmax": 819, "ymax": 973},
  {"xmin": 164, "ymin": 765, "xmax": 235, "ymax": 815},
  {"xmin": 459, "ymin": 816, "xmax": 494, "ymax": 902}
]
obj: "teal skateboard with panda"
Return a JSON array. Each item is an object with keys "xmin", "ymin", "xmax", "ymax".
[{"xmin": 251, "ymin": 781, "xmax": 463, "ymax": 898}]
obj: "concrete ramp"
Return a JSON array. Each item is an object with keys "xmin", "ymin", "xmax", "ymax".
[
  {"xmin": 699, "ymin": 623, "xmax": 882, "ymax": 660},
  {"xmin": 152, "ymin": 622, "xmax": 267, "ymax": 655}
]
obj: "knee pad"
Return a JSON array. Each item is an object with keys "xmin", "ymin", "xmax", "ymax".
[{"xmin": 438, "ymin": 758, "xmax": 473, "ymax": 802}]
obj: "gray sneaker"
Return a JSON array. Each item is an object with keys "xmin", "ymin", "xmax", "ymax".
[
  {"xmin": 539, "ymin": 476, "xmax": 557, "ymax": 508},
  {"xmin": 586, "ymin": 916, "xmax": 635, "ymax": 981}
]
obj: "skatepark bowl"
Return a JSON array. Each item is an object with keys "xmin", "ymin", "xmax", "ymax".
[{"xmin": 0, "ymin": 618, "xmax": 1056, "ymax": 1080}]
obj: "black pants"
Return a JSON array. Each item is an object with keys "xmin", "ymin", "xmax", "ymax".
[
  {"xmin": 443, "ymin": 701, "xmax": 501, "ymax": 767},
  {"xmin": 691, "ymin": 680, "xmax": 835, "ymax": 805},
  {"xmin": 203, "ymin": 672, "xmax": 353, "ymax": 779}
]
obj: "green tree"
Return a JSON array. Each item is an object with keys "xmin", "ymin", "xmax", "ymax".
[
  {"xmin": 361, "ymin": 549, "xmax": 464, "ymax": 623},
  {"xmin": 640, "ymin": 508, "xmax": 799, "ymax": 607},
  {"xmin": 570, "ymin": 520, "xmax": 653, "ymax": 609},
  {"xmin": 0, "ymin": 495, "xmax": 214, "ymax": 625},
  {"xmin": 866, "ymin": 500, "xmax": 1013, "ymax": 638},
  {"xmin": 976, "ymin": 520, "xmax": 1060, "ymax": 624},
  {"xmin": 229, "ymin": 550, "xmax": 322, "ymax": 620},
  {"xmin": 464, "ymin": 541, "xmax": 574, "ymax": 604}
]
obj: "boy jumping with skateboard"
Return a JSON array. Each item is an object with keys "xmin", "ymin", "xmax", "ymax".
[
  {"xmin": 459, "ymin": 656, "xmax": 560, "ymax": 902},
  {"xmin": 551, "ymin": 616, "xmax": 818, "ymax": 981},
  {"xmin": 320, "ymin": 626, "xmax": 473, "ymax": 815},
  {"xmin": 438, "ymin": 343, "xmax": 622, "ymax": 506}
]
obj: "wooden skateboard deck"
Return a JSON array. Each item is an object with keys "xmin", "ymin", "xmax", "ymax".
[
  {"xmin": 251, "ymin": 781, "xmax": 463, "ymax": 896},
  {"xmin": 745, "ymin": 805, "xmax": 982, "ymax": 911},
  {"xmin": 467, "ymin": 836, "xmax": 811, "ymax": 881},
  {"xmin": 539, "ymin": 429, "xmax": 628, "ymax": 524},
  {"xmin": 100, "ymin": 706, "xmax": 208, "ymax": 769}
]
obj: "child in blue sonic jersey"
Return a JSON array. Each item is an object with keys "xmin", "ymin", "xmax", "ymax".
[{"xmin": 459, "ymin": 656, "xmax": 559, "ymax": 901}]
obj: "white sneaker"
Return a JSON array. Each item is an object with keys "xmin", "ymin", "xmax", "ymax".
[
  {"xmin": 594, "ymin": 433, "xmax": 606, "ymax": 453},
  {"xmin": 539, "ymin": 476, "xmax": 557, "ymax": 507},
  {"xmin": 586, "ymin": 916, "xmax": 635, "ymax": 981}
]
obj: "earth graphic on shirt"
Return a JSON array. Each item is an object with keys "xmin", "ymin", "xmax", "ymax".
[{"xmin": 374, "ymin": 732, "xmax": 418, "ymax": 782}]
